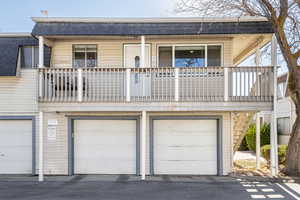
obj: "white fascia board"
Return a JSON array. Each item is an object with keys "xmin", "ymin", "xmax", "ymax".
[
  {"xmin": 31, "ymin": 16, "xmax": 268, "ymax": 23},
  {"xmin": 0, "ymin": 32, "xmax": 32, "ymax": 37}
]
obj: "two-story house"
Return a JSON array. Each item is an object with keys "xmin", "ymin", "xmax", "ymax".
[{"xmin": 0, "ymin": 17, "xmax": 278, "ymax": 181}]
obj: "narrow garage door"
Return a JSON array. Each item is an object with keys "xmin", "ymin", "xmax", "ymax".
[
  {"xmin": 74, "ymin": 119, "xmax": 137, "ymax": 174},
  {"xmin": 153, "ymin": 119, "xmax": 218, "ymax": 175},
  {"xmin": 0, "ymin": 120, "xmax": 32, "ymax": 174}
]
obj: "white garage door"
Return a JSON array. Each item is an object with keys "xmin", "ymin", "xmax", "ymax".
[
  {"xmin": 74, "ymin": 120, "xmax": 137, "ymax": 174},
  {"xmin": 0, "ymin": 120, "xmax": 32, "ymax": 174},
  {"xmin": 153, "ymin": 119, "xmax": 218, "ymax": 175}
]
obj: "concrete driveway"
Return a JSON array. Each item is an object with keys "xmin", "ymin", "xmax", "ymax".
[{"xmin": 0, "ymin": 175, "xmax": 299, "ymax": 200}]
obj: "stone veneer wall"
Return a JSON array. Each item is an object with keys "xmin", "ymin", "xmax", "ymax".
[{"xmin": 232, "ymin": 111, "xmax": 256, "ymax": 152}]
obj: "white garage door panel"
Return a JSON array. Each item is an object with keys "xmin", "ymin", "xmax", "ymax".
[
  {"xmin": 74, "ymin": 120, "xmax": 136, "ymax": 174},
  {"xmin": 157, "ymin": 161, "xmax": 217, "ymax": 175},
  {"xmin": 156, "ymin": 135, "xmax": 216, "ymax": 145},
  {"xmin": 154, "ymin": 119, "xmax": 217, "ymax": 175},
  {"xmin": 0, "ymin": 120, "xmax": 32, "ymax": 174},
  {"xmin": 156, "ymin": 146, "xmax": 216, "ymax": 160}
]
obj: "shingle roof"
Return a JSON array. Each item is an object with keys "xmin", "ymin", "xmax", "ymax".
[
  {"xmin": 0, "ymin": 36, "xmax": 51, "ymax": 76},
  {"xmin": 32, "ymin": 21, "xmax": 274, "ymax": 36}
]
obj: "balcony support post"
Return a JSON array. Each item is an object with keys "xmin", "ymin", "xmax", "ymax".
[
  {"xmin": 256, "ymin": 113, "xmax": 261, "ymax": 169},
  {"xmin": 77, "ymin": 68, "xmax": 83, "ymax": 102},
  {"xmin": 38, "ymin": 36, "xmax": 44, "ymax": 99},
  {"xmin": 174, "ymin": 68, "xmax": 179, "ymax": 101},
  {"xmin": 141, "ymin": 36, "xmax": 146, "ymax": 96},
  {"xmin": 255, "ymin": 48, "xmax": 261, "ymax": 66},
  {"xmin": 141, "ymin": 36, "xmax": 145, "ymax": 68},
  {"xmin": 38, "ymin": 111, "xmax": 44, "ymax": 182},
  {"xmin": 38, "ymin": 36, "xmax": 44, "ymax": 68},
  {"xmin": 270, "ymin": 34, "xmax": 278, "ymax": 176},
  {"xmin": 126, "ymin": 68, "xmax": 131, "ymax": 102},
  {"xmin": 224, "ymin": 67, "xmax": 229, "ymax": 101},
  {"xmin": 141, "ymin": 111, "xmax": 147, "ymax": 180}
]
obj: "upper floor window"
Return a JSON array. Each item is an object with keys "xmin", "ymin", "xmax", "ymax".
[
  {"xmin": 277, "ymin": 117, "xmax": 290, "ymax": 135},
  {"xmin": 21, "ymin": 46, "xmax": 39, "ymax": 68},
  {"xmin": 175, "ymin": 46, "xmax": 205, "ymax": 67},
  {"xmin": 158, "ymin": 45, "xmax": 222, "ymax": 68},
  {"xmin": 277, "ymin": 82, "xmax": 286, "ymax": 98},
  {"xmin": 73, "ymin": 44, "xmax": 97, "ymax": 68}
]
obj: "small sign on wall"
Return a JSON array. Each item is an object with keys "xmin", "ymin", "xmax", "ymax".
[{"xmin": 47, "ymin": 119, "xmax": 57, "ymax": 141}]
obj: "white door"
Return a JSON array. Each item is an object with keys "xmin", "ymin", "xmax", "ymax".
[
  {"xmin": 74, "ymin": 120, "xmax": 137, "ymax": 174},
  {"xmin": 153, "ymin": 119, "xmax": 218, "ymax": 175},
  {"xmin": 0, "ymin": 120, "xmax": 32, "ymax": 174},
  {"xmin": 124, "ymin": 44, "xmax": 151, "ymax": 97}
]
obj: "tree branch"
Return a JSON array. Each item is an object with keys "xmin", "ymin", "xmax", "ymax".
[
  {"xmin": 294, "ymin": 49, "xmax": 300, "ymax": 59},
  {"xmin": 278, "ymin": 0, "xmax": 288, "ymax": 27},
  {"xmin": 259, "ymin": 0, "xmax": 277, "ymax": 18},
  {"xmin": 295, "ymin": 0, "xmax": 300, "ymax": 9}
]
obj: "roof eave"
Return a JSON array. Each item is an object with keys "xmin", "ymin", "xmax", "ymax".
[
  {"xmin": 31, "ymin": 16, "xmax": 269, "ymax": 23},
  {"xmin": 0, "ymin": 33, "xmax": 32, "ymax": 37}
]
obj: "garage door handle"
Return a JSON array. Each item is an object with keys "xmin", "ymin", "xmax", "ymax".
[{"xmin": 0, "ymin": 153, "xmax": 4, "ymax": 157}]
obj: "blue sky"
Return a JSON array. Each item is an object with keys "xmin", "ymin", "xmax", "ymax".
[
  {"xmin": 1, "ymin": 0, "xmax": 287, "ymax": 72},
  {"xmin": 0, "ymin": 0, "xmax": 177, "ymax": 32}
]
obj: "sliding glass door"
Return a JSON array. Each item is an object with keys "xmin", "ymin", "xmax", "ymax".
[{"xmin": 158, "ymin": 44, "xmax": 222, "ymax": 68}]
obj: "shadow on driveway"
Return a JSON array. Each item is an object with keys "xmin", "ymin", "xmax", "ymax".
[{"xmin": 0, "ymin": 175, "xmax": 298, "ymax": 200}]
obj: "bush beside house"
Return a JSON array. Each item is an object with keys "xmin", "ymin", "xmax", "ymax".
[
  {"xmin": 245, "ymin": 123, "xmax": 271, "ymax": 151},
  {"xmin": 261, "ymin": 144, "xmax": 288, "ymax": 164}
]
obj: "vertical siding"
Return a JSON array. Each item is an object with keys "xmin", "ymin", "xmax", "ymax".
[{"xmin": 42, "ymin": 112, "xmax": 69, "ymax": 174}]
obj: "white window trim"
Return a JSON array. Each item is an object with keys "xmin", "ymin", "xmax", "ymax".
[
  {"xmin": 156, "ymin": 43, "xmax": 224, "ymax": 68},
  {"xmin": 72, "ymin": 44, "xmax": 98, "ymax": 68},
  {"xmin": 277, "ymin": 117, "xmax": 291, "ymax": 135},
  {"xmin": 22, "ymin": 46, "xmax": 38, "ymax": 68}
]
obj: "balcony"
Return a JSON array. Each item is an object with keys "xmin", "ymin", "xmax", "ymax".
[{"xmin": 38, "ymin": 66, "xmax": 274, "ymax": 104}]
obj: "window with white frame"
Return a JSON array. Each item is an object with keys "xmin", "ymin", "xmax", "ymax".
[
  {"xmin": 277, "ymin": 117, "xmax": 290, "ymax": 135},
  {"xmin": 158, "ymin": 45, "xmax": 222, "ymax": 68},
  {"xmin": 21, "ymin": 46, "xmax": 39, "ymax": 68},
  {"xmin": 277, "ymin": 82, "xmax": 287, "ymax": 98},
  {"xmin": 73, "ymin": 44, "xmax": 97, "ymax": 68}
]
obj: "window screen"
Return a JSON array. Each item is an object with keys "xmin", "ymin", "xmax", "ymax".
[
  {"xmin": 175, "ymin": 46, "xmax": 205, "ymax": 67},
  {"xmin": 73, "ymin": 44, "xmax": 97, "ymax": 68},
  {"xmin": 21, "ymin": 46, "xmax": 39, "ymax": 68},
  {"xmin": 277, "ymin": 117, "xmax": 290, "ymax": 135},
  {"xmin": 22, "ymin": 47, "xmax": 33, "ymax": 68},
  {"xmin": 207, "ymin": 45, "xmax": 221, "ymax": 66},
  {"xmin": 158, "ymin": 46, "xmax": 172, "ymax": 67}
]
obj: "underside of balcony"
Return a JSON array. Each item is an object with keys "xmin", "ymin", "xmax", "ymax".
[{"xmin": 39, "ymin": 101, "xmax": 273, "ymax": 112}]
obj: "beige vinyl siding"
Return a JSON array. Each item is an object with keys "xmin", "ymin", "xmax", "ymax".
[
  {"xmin": 41, "ymin": 111, "xmax": 232, "ymax": 175},
  {"xmin": 0, "ymin": 69, "xmax": 38, "ymax": 112},
  {"xmin": 0, "ymin": 69, "xmax": 39, "ymax": 174},
  {"xmin": 51, "ymin": 37, "xmax": 233, "ymax": 68},
  {"xmin": 42, "ymin": 112, "xmax": 68, "ymax": 174}
]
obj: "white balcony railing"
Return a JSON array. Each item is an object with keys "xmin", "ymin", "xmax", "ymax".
[{"xmin": 38, "ymin": 67, "xmax": 274, "ymax": 103}]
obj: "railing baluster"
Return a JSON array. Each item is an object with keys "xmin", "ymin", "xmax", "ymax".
[
  {"xmin": 224, "ymin": 67, "xmax": 228, "ymax": 102},
  {"xmin": 38, "ymin": 66, "xmax": 274, "ymax": 104}
]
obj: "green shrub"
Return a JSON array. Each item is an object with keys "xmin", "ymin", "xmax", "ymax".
[
  {"xmin": 245, "ymin": 123, "xmax": 270, "ymax": 151},
  {"xmin": 238, "ymin": 137, "xmax": 249, "ymax": 151},
  {"xmin": 261, "ymin": 144, "xmax": 271, "ymax": 161},
  {"xmin": 278, "ymin": 145, "xmax": 288, "ymax": 164},
  {"xmin": 261, "ymin": 144, "xmax": 288, "ymax": 164}
]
